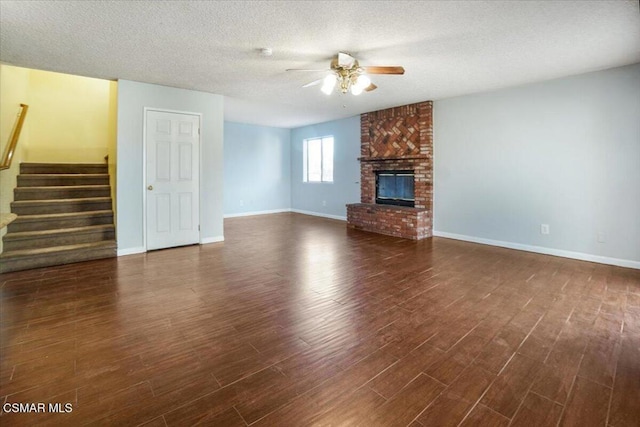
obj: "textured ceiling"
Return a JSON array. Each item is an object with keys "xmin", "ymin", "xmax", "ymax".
[{"xmin": 1, "ymin": 1, "xmax": 639, "ymax": 128}]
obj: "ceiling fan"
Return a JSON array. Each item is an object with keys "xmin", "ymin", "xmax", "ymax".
[{"xmin": 287, "ymin": 52, "xmax": 405, "ymax": 96}]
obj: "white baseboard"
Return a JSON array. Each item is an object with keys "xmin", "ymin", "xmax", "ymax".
[
  {"xmin": 291, "ymin": 209, "xmax": 346, "ymax": 221},
  {"xmin": 117, "ymin": 237, "xmax": 224, "ymax": 253},
  {"xmin": 117, "ymin": 246, "xmax": 146, "ymax": 256},
  {"xmin": 433, "ymin": 231, "xmax": 640, "ymax": 270},
  {"xmin": 224, "ymin": 209, "xmax": 290, "ymax": 218},
  {"xmin": 201, "ymin": 236, "xmax": 225, "ymax": 244}
]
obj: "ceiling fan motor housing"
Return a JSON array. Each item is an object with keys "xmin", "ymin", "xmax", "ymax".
[{"xmin": 332, "ymin": 59, "xmax": 364, "ymax": 93}]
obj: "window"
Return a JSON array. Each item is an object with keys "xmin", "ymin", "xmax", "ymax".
[{"xmin": 303, "ymin": 136, "xmax": 333, "ymax": 182}]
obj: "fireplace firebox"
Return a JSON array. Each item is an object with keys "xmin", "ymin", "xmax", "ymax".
[{"xmin": 376, "ymin": 171, "xmax": 415, "ymax": 207}]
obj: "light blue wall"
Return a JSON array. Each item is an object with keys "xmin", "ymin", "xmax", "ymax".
[
  {"xmin": 434, "ymin": 63, "xmax": 640, "ymax": 266},
  {"xmin": 290, "ymin": 116, "xmax": 361, "ymax": 219},
  {"xmin": 224, "ymin": 122, "xmax": 291, "ymax": 216},
  {"xmin": 116, "ymin": 80, "xmax": 224, "ymax": 253}
]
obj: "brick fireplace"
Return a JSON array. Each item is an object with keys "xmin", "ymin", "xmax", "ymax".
[{"xmin": 347, "ymin": 101, "xmax": 433, "ymax": 240}]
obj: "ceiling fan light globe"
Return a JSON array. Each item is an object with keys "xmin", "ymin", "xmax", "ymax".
[
  {"xmin": 321, "ymin": 84, "xmax": 334, "ymax": 95},
  {"xmin": 351, "ymin": 85, "xmax": 364, "ymax": 96},
  {"xmin": 356, "ymin": 75, "xmax": 371, "ymax": 90},
  {"xmin": 323, "ymin": 74, "xmax": 336, "ymax": 86},
  {"xmin": 321, "ymin": 74, "xmax": 337, "ymax": 95}
]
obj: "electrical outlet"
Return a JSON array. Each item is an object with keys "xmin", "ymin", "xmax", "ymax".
[
  {"xmin": 322, "ymin": 200, "xmax": 326, "ymax": 206},
  {"xmin": 598, "ymin": 232, "xmax": 606, "ymax": 243},
  {"xmin": 239, "ymin": 200, "xmax": 243, "ymax": 207},
  {"xmin": 541, "ymin": 224, "xmax": 550, "ymax": 235}
]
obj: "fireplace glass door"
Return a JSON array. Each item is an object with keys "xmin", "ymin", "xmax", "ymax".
[{"xmin": 376, "ymin": 171, "xmax": 415, "ymax": 207}]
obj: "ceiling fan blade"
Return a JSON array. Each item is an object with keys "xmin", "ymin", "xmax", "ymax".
[
  {"xmin": 364, "ymin": 83, "xmax": 377, "ymax": 92},
  {"xmin": 286, "ymin": 68, "xmax": 331, "ymax": 72},
  {"xmin": 302, "ymin": 79, "xmax": 323, "ymax": 88},
  {"xmin": 338, "ymin": 52, "xmax": 356, "ymax": 68},
  {"xmin": 363, "ymin": 66, "xmax": 405, "ymax": 75}
]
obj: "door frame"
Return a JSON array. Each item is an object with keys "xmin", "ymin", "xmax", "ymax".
[{"xmin": 142, "ymin": 107, "xmax": 203, "ymax": 251}]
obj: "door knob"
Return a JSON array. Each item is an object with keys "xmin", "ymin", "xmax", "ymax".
[{"xmin": 147, "ymin": 185, "xmax": 153, "ymax": 191}]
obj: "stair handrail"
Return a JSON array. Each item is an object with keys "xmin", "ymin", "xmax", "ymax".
[{"xmin": 0, "ymin": 103, "xmax": 29, "ymax": 171}]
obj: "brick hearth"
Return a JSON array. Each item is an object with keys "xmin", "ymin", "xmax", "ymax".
[{"xmin": 347, "ymin": 101, "xmax": 433, "ymax": 240}]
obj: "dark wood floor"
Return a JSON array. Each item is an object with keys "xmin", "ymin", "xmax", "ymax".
[{"xmin": 1, "ymin": 213, "xmax": 638, "ymax": 426}]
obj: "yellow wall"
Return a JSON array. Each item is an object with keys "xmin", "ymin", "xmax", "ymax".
[
  {"xmin": 0, "ymin": 64, "xmax": 117, "ymax": 248},
  {"xmin": 0, "ymin": 65, "xmax": 30, "ymax": 252},
  {"xmin": 25, "ymin": 68, "xmax": 117, "ymax": 163},
  {"xmin": 0, "ymin": 64, "xmax": 30, "ymax": 215}
]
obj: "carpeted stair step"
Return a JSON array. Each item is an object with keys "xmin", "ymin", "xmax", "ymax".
[
  {"xmin": 11, "ymin": 197, "xmax": 112, "ymax": 215},
  {"xmin": 17, "ymin": 173, "xmax": 110, "ymax": 187},
  {"xmin": 7, "ymin": 211, "xmax": 114, "ymax": 233},
  {"xmin": 14, "ymin": 185, "xmax": 111, "ymax": 201},
  {"xmin": 3, "ymin": 225, "xmax": 115, "ymax": 251},
  {"xmin": 3, "ymin": 162, "xmax": 117, "ymax": 273},
  {"xmin": 0, "ymin": 241, "xmax": 117, "ymax": 273},
  {"xmin": 20, "ymin": 163, "xmax": 107, "ymax": 174}
]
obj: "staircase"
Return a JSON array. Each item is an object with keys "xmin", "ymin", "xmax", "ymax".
[{"xmin": 0, "ymin": 163, "xmax": 116, "ymax": 273}]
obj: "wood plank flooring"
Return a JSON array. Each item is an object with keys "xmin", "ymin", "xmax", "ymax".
[{"xmin": 1, "ymin": 212, "xmax": 638, "ymax": 426}]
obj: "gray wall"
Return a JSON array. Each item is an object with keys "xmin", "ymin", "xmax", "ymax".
[
  {"xmin": 434, "ymin": 63, "xmax": 640, "ymax": 266},
  {"xmin": 116, "ymin": 80, "xmax": 224, "ymax": 253},
  {"xmin": 224, "ymin": 122, "xmax": 291, "ymax": 216},
  {"xmin": 291, "ymin": 116, "xmax": 361, "ymax": 219}
]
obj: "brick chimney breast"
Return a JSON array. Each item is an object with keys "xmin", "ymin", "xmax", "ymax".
[{"xmin": 347, "ymin": 101, "xmax": 433, "ymax": 240}]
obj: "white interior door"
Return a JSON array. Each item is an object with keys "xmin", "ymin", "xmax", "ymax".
[{"xmin": 145, "ymin": 110, "xmax": 200, "ymax": 250}]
